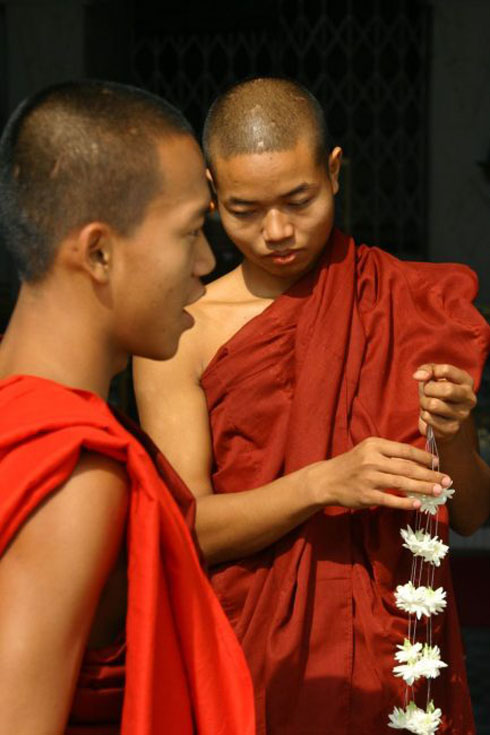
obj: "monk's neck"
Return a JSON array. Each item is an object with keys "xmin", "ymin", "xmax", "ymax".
[
  {"xmin": 0, "ymin": 284, "xmax": 123, "ymax": 398},
  {"xmin": 240, "ymin": 259, "xmax": 304, "ymax": 300}
]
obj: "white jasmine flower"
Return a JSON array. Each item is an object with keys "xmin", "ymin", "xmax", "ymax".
[
  {"xmin": 389, "ymin": 701, "xmax": 442, "ymax": 735},
  {"xmin": 416, "ymin": 645, "xmax": 448, "ymax": 680},
  {"xmin": 423, "ymin": 587, "xmax": 447, "ymax": 616},
  {"xmin": 408, "ymin": 486, "xmax": 455, "ymax": 515},
  {"xmin": 393, "ymin": 638, "xmax": 423, "ymax": 685},
  {"xmin": 423, "ymin": 537, "xmax": 449, "ymax": 567},
  {"xmin": 393, "ymin": 642, "xmax": 447, "ymax": 685},
  {"xmin": 393, "ymin": 660, "xmax": 420, "ymax": 686},
  {"xmin": 400, "ymin": 525, "xmax": 449, "ymax": 566},
  {"xmin": 407, "ymin": 700, "xmax": 443, "ymax": 735},
  {"xmin": 394, "ymin": 638, "xmax": 423, "ymax": 663},
  {"xmin": 394, "ymin": 582, "xmax": 428, "ymax": 619},
  {"xmin": 388, "ymin": 705, "xmax": 409, "ymax": 729},
  {"xmin": 395, "ymin": 582, "xmax": 447, "ymax": 619}
]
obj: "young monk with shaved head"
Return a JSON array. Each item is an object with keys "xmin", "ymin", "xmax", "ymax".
[
  {"xmin": 134, "ymin": 77, "xmax": 490, "ymax": 734},
  {"xmin": 0, "ymin": 80, "xmax": 255, "ymax": 735}
]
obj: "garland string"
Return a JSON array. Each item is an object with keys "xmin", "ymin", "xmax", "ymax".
[{"xmin": 388, "ymin": 426, "xmax": 452, "ymax": 735}]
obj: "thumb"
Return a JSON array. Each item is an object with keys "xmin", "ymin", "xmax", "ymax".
[{"xmin": 413, "ymin": 363, "xmax": 433, "ymax": 381}]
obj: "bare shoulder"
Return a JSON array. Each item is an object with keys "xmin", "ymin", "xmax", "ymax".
[
  {"xmin": 4, "ymin": 451, "xmax": 128, "ymax": 565},
  {"xmin": 198, "ymin": 264, "xmax": 244, "ymax": 306},
  {"xmin": 0, "ymin": 450, "xmax": 129, "ymax": 645},
  {"xmin": 0, "ymin": 451, "xmax": 128, "ymax": 733},
  {"xmin": 133, "ymin": 262, "xmax": 271, "ymax": 407},
  {"xmin": 188, "ymin": 265, "xmax": 274, "ymax": 371},
  {"xmin": 132, "ymin": 266, "xmax": 272, "ymax": 491},
  {"xmin": 0, "ymin": 450, "xmax": 128, "ymax": 643},
  {"xmin": 134, "ymin": 265, "xmax": 245, "ymax": 388}
]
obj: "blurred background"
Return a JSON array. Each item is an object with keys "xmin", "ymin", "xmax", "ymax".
[{"xmin": 0, "ymin": 0, "xmax": 489, "ymax": 729}]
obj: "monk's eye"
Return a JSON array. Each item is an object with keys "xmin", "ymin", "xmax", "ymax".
[{"xmin": 287, "ymin": 198, "xmax": 313, "ymax": 209}]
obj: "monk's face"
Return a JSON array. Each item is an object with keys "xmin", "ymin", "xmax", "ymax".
[
  {"xmin": 211, "ymin": 139, "xmax": 342, "ymax": 283},
  {"xmin": 110, "ymin": 135, "xmax": 214, "ymax": 360}
]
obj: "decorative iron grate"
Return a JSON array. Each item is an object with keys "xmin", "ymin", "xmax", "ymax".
[{"xmin": 130, "ymin": 0, "xmax": 430, "ymax": 258}]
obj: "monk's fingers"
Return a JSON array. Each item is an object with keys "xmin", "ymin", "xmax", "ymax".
[
  {"xmin": 414, "ymin": 363, "xmax": 473, "ymax": 385},
  {"xmin": 413, "ymin": 364, "xmax": 434, "ymax": 382},
  {"xmin": 371, "ymin": 438, "xmax": 435, "ymax": 467},
  {"xmin": 420, "ymin": 411, "xmax": 462, "ymax": 439},
  {"xmin": 418, "ymin": 416, "xmax": 429, "ymax": 438},
  {"xmin": 383, "ymin": 458, "xmax": 450, "ymax": 486},
  {"xmin": 375, "ymin": 472, "xmax": 444, "ymax": 497},
  {"xmin": 421, "ymin": 380, "xmax": 476, "ymax": 407},
  {"xmin": 370, "ymin": 490, "xmax": 421, "ymax": 512},
  {"xmin": 428, "ymin": 363, "xmax": 475, "ymax": 386},
  {"xmin": 419, "ymin": 395, "xmax": 472, "ymax": 421}
]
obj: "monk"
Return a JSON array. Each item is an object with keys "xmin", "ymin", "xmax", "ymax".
[
  {"xmin": 0, "ymin": 80, "xmax": 255, "ymax": 735},
  {"xmin": 133, "ymin": 78, "xmax": 490, "ymax": 734}
]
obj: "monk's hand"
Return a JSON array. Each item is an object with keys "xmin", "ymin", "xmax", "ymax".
[
  {"xmin": 308, "ymin": 437, "xmax": 451, "ymax": 511},
  {"xmin": 413, "ymin": 363, "xmax": 476, "ymax": 443}
]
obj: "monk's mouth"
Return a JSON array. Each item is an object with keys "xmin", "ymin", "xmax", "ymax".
[{"xmin": 267, "ymin": 250, "xmax": 300, "ymax": 265}]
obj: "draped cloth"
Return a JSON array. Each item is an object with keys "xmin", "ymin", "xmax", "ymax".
[
  {"xmin": 201, "ymin": 230, "xmax": 490, "ymax": 735},
  {"xmin": 0, "ymin": 374, "xmax": 255, "ymax": 735}
]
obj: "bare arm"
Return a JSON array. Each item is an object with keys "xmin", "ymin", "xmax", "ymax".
[
  {"xmin": 0, "ymin": 452, "xmax": 128, "ymax": 735},
  {"xmin": 414, "ymin": 363, "xmax": 490, "ymax": 534},
  {"xmin": 134, "ymin": 345, "xmax": 450, "ymax": 566}
]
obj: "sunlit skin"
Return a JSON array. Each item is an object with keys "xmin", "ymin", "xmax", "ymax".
[
  {"xmin": 109, "ymin": 136, "xmax": 215, "ymax": 363},
  {"xmin": 210, "ymin": 138, "xmax": 343, "ymax": 297}
]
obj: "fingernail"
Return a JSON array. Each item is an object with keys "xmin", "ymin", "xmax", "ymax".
[
  {"xmin": 412, "ymin": 499, "xmax": 421, "ymax": 509},
  {"xmin": 441, "ymin": 476, "xmax": 452, "ymax": 487},
  {"xmin": 433, "ymin": 484, "xmax": 443, "ymax": 495},
  {"xmin": 413, "ymin": 369, "xmax": 430, "ymax": 380}
]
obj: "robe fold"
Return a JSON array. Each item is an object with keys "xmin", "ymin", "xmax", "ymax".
[
  {"xmin": 201, "ymin": 229, "xmax": 490, "ymax": 735},
  {"xmin": 0, "ymin": 374, "xmax": 255, "ymax": 735}
]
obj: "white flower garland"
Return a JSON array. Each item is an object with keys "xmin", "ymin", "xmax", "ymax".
[
  {"xmin": 388, "ymin": 427, "xmax": 454, "ymax": 735},
  {"xmin": 389, "ymin": 701, "xmax": 442, "ymax": 735},
  {"xmin": 400, "ymin": 526, "xmax": 448, "ymax": 567}
]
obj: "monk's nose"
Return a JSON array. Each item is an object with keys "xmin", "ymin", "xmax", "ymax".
[{"xmin": 262, "ymin": 209, "xmax": 294, "ymax": 242}]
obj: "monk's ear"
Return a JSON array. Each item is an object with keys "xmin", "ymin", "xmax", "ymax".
[
  {"xmin": 328, "ymin": 147, "xmax": 343, "ymax": 195},
  {"xmin": 60, "ymin": 222, "xmax": 115, "ymax": 284}
]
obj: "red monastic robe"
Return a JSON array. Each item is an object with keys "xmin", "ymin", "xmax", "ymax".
[
  {"xmin": 201, "ymin": 230, "xmax": 490, "ymax": 735},
  {"xmin": 0, "ymin": 374, "xmax": 255, "ymax": 735}
]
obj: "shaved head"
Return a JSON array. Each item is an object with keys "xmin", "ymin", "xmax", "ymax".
[
  {"xmin": 0, "ymin": 81, "xmax": 193, "ymax": 281},
  {"xmin": 203, "ymin": 77, "xmax": 330, "ymax": 173}
]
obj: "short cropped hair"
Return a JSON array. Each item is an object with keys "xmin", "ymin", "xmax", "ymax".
[
  {"xmin": 0, "ymin": 80, "xmax": 193, "ymax": 281},
  {"xmin": 203, "ymin": 77, "xmax": 331, "ymax": 174}
]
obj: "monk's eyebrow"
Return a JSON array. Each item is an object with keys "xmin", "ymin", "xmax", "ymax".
[
  {"xmin": 227, "ymin": 182, "xmax": 316, "ymax": 206},
  {"xmin": 227, "ymin": 197, "xmax": 259, "ymax": 206}
]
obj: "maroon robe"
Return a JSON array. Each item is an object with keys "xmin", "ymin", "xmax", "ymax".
[{"xmin": 200, "ymin": 230, "xmax": 490, "ymax": 735}]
